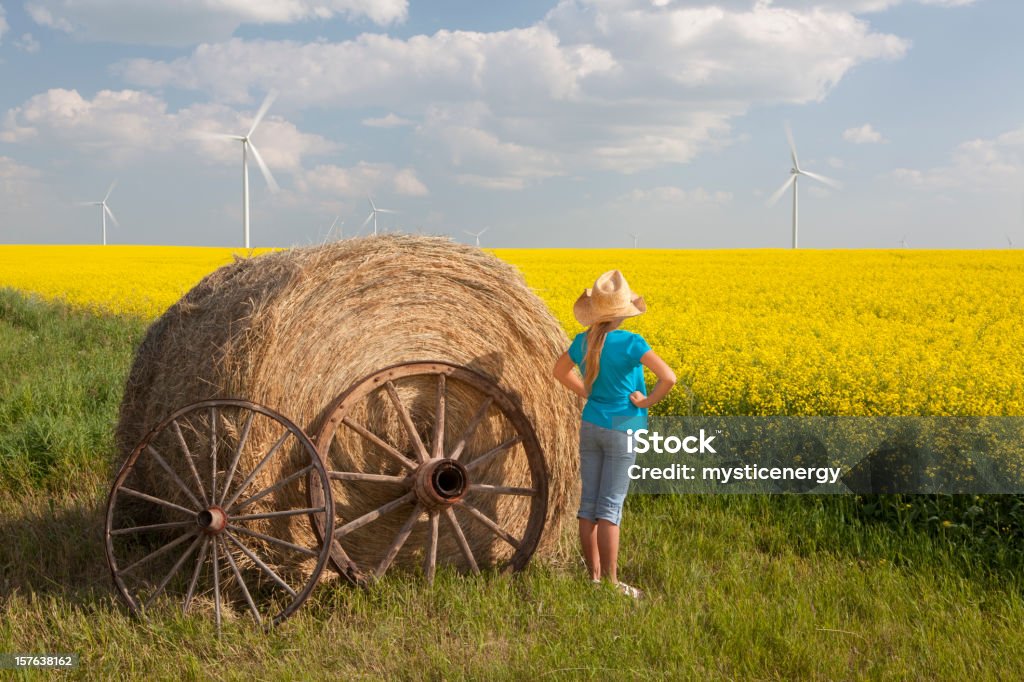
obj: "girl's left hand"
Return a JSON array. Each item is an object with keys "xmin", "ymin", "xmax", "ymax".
[{"xmin": 629, "ymin": 391, "xmax": 648, "ymax": 408}]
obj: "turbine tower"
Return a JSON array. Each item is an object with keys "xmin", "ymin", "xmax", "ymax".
[
  {"xmin": 210, "ymin": 91, "xmax": 280, "ymax": 248},
  {"xmin": 899, "ymin": 235, "xmax": 909, "ymax": 249},
  {"xmin": 767, "ymin": 124, "xmax": 841, "ymax": 248},
  {"xmin": 80, "ymin": 181, "xmax": 119, "ymax": 245},
  {"xmin": 360, "ymin": 196, "xmax": 397, "ymax": 236},
  {"xmin": 464, "ymin": 227, "xmax": 489, "ymax": 247},
  {"xmin": 629, "ymin": 232, "xmax": 639, "ymax": 248}
]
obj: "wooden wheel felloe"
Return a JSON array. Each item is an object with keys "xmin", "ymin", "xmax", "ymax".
[
  {"xmin": 310, "ymin": 361, "xmax": 549, "ymax": 585},
  {"xmin": 104, "ymin": 399, "xmax": 334, "ymax": 629}
]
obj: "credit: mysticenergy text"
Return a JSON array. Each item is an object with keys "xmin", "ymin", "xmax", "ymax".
[{"xmin": 625, "ymin": 428, "xmax": 843, "ymax": 486}]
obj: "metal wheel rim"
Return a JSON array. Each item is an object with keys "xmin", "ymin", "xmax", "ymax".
[
  {"xmin": 104, "ymin": 399, "xmax": 335, "ymax": 629},
  {"xmin": 310, "ymin": 361, "xmax": 548, "ymax": 586}
]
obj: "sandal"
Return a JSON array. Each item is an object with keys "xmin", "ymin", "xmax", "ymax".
[{"xmin": 616, "ymin": 582, "xmax": 643, "ymax": 599}]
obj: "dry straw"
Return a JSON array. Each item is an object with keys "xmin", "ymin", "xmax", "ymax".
[{"xmin": 114, "ymin": 234, "xmax": 582, "ymax": 581}]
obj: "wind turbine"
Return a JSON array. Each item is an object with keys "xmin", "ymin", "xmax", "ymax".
[
  {"xmin": 766, "ymin": 124, "xmax": 841, "ymax": 248},
  {"xmin": 464, "ymin": 227, "xmax": 488, "ymax": 247},
  {"xmin": 209, "ymin": 91, "xmax": 280, "ymax": 248},
  {"xmin": 327, "ymin": 216, "xmax": 343, "ymax": 241},
  {"xmin": 359, "ymin": 196, "xmax": 397, "ymax": 236},
  {"xmin": 899, "ymin": 235, "xmax": 909, "ymax": 249},
  {"xmin": 1006, "ymin": 234, "xmax": 1014, "ymax": 248},
  {"xmin": 80, "ymin": 181, "xmax": 119, "ymax": 245},
  {"xmin": 628, "ymin": 232, "xmax": 639, "ymax": 248}
]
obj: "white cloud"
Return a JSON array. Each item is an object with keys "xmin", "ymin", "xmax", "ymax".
[
  {"xmin": 362, "ymin": 113, "xmax": 414, "ymax": 128},
  {"xmin": 843, "ymin": 123, "xmax": 886, "ymax": 144},
  {"xmin": 0, "ymin": 156, "xmax": 45, "ymax": 210},
  {"xmin": 889, "ymin": 126, "xmax": 1024, "ymax": 192},
  {"xmin": 14, "ymin": 32, "xmax": 41, "ymax": 53},
  {"xmin": 114, "ymin": 1, "xmax": 910, "ymax": 186},
  {"xmin": 298, "ymin": 161, "xmax": 428, "ymax": 198},
  {"xmin": 25, "ymin": 0, "xmax": 407, "ymax": 46},
  {"xmin": 0, "ymin": 88, "xmax": 337, "ymax": 172},
  {"xmin": 617, "ymin": 186, "xmax": 733, "ymax": 205},
  {"xmin": 0, "ymin": 4, "xmax": 8, "ymax": 44}
]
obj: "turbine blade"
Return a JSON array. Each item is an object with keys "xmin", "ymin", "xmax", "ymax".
[
  {"xmin": 376, "ymin": 208, "xmax": 398, "ymax": 214},
  {"xmin": 104, "ymin": 180, "xmax": 117, "ymax": 202},
  {"xmin": 247, "ymin": 90, "xmax": 277, "ymax": 138},
  {"xmin": 801, "ymin": 170, "xmax": 842, "ymax": 189},
  {"xmin": 330, "ymin": 216, "xmax": 340, "ymax": 230},
  {"xmin": 361, "ymin": 212, "xmax": 374, "ymax": 228},
  {"xmin": 246, "ymin": 141, "xmax": 279, "ymax": 192},
  {"xmin": 192, "ymin": 130, "xmax": 242, "ymax": 141},
  {"xmin": 480, "ymin": 227, "xmax": 489, "ymax": 235},
  {"xmin": 104, "ymin": 204, "xmax": 119, "ymax": 228},
  {"xmin": 368, "ymin": 196, "xmax": 376, "ymax": 210},
  {"xmin": 785, "ymin": 123, "xmax": 800, "ymax": 170},
  {"xmin": 766, "ymin": 175, "xmax": 796, "ymax": 206}
]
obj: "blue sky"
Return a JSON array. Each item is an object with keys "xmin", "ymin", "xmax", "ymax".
[{"xmin": 0, "ymin": 0, "xmax": 1021, "ymax": 248}]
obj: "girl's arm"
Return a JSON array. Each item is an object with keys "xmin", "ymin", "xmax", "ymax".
[
  {"xmin": 629, "ymin": 350, "xmax": 676, "ymax": 409},
  {"xmin": 553, "ymin": 352, "xmax": 588, "ymax": 400}
]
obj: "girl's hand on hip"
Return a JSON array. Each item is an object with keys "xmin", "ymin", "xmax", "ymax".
[{"xmin": 629, "ymin": 391, "xmax": 649, "ymax": 408}]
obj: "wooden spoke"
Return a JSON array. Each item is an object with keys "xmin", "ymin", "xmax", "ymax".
[
  {"xmin": 375, "ymin": 505, "xmax": 423, "ymax": 577},
  {"xmin": 110, "ymin": 520, "xmax": 195, "ymax": 536},
  {"xmin": 224, "ymin": 531, "xmax": 297, "ymax": 597},
  {"xmin": 384, "ymin": 380, "xmax": 430, "ymax": 464},
  {"xmin": 231, "ymin": 464, "xmax": 314, "ymax": 514},
  {"xmin": 220, "ymin": 537, "xmax": 261, "ymax": 625},
  {"xmin": 183, "ymin": 537, "xmax": 210, "ymax": 613},
  {"xmin": 464, "ymin": 436, "xmax": 521, "ymax": 473},
  {"xmin": 120, "ymin": 530, "xmax": 197, "ymax": 575},
  {"xmin": 443, "ymin": 507, "xmax": 479, "ymax": 575},
  {"xmin": 210, "ymin": 406, "xmax": 218, "ymax": 503},
  {"xmin": 424, "ymin": 511, "xmax": 439, "ymax": 582},
  {"xmin": 468, "ymin": 483, "xmax": 536, "ymax": 497},
  {"xmin": 146, "ymin": 445, "xmax": 204, "ymax": 510},
  {"xmin": 333, "ymin": 491, "xmax": 416, "ymax": 538},
  {"xmin": 231, "ymin": 507, "xmax": 324, "ymax": 522},
  {"xmin": 458, "ymin": 502, "xmax": 521, "ymax": 550},
  {"xmin": 432, "ymin": 374, "xmax": 446, "ymax": 459},
  {"xmin": 329, "ymin": 471, "xmax": 408, "ymax": 484},
  {"xmin": 341, "ymin": 418, "xmax": 416, "ymax": 472},
  {"xmin": 219, "ymin": 410, "xmax": 255, "ymax": 507},
  {"xmin": 212, "ymin": 535, "xmax": 222, "ymax": 633},
  {"xmin": 448, "ymin": 397, "xmax": 494, "ymax": 461},
  {"xmin": 222, "ymin": 430, "xmax": 291, "ymax": 510},
  {"xmin": 117, "ymin": 487, "xmax": 195, "ymax": 517},
  {"xmin": 227, "ymin": 524, "xmax": 319, "ymax": 557},
  {"xmin": 172, "ymin": 419, "xmax": 208, "ymax": 506},
  {"xmin": 144, "ymin": 533, "xmax": 204, "ymax": 610}
]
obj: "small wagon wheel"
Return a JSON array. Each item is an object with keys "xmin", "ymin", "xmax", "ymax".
[
  {"xmin": 105, "ymin": 399, "xmax": 334, "ymax": 629},
  {"xmin": 309, "ymin": 361, "xmax": 548, "ymax": 586}
]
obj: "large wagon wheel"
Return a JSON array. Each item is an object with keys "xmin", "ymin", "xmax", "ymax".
[
  {"xmin": 105, "ymin": 399, "xmax": 334, "ymax": 629},
  {"xmin": 309, "ymin": 361, "xmax": 548, "ymax": 586}
]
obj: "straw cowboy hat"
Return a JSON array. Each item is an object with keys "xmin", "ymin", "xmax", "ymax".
[{"xmin": 573, "ymin": 269, "xmax": 646, "ymax": 327}]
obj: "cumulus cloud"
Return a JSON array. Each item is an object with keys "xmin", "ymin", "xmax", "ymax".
[
  {"xmin": 113, "ymin": 1, "xmax": 911, "ymax": 186},
  {"xmin": 617, "ymin": 186, "xmax": 733, "ymax": 205},
  {"xmin": 843, "ymin": 123, "xmax": 886, "ymax": 144},
  {"xmin": 889, "ymin": 126, "xmax": 1024, "ymax": 192},
  {"xmin": 362, "ymin": 113, "xmax": 414, "ymax": 128},
  {"xmin": 14, "ymin": 32, "xmax": 41, "ymax": 53},
  {"xmin": 0, "ymin": 88, "xmax": 337, "ymax": 172},
  {"xmin": 0, "ymin": 4, "xmax": 8, "ymax": 44},
  {"xmin": 25, "ymin": 0, "xmax": 408, "ymax": 46},
  {"xmin": 298, "ymin": 161, "xmax": 428, "ymax": 197}
]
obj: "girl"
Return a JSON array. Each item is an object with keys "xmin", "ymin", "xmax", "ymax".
[{"xmin": 553, "ymin": 269, "xmax": 676, "ymax": 598}]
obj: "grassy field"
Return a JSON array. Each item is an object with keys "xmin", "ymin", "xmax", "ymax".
[{"xmin": 3, "ymin": 287, "xmax": 1024, "ymax": 679}]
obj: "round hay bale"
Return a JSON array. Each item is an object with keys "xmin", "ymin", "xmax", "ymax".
[{"xmin": 114, "ymin": 234, "xmax": 582, "ymax": 581}]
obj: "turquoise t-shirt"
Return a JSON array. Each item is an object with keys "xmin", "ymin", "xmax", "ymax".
[{"xmin": 568, "ymin": 329, "xmax": 651, "ymax": 431}]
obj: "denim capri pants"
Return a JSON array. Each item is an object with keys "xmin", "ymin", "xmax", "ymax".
[{"xmin": 577, "ymin": 420, "xmax": 636, "ymax": 526}]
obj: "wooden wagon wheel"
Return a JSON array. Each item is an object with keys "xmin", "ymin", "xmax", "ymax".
[
  {"xmin": 105, "ymin": 399, "xmax": 334, "ymax": 630},
  {"xmin": 309, "ymin": 361, "xmax": 548, "ymax": 585}
]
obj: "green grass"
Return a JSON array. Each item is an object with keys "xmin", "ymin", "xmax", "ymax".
[{"xmin": 2, "ymin": 289, "xmax": 1024, "ymax": 679}]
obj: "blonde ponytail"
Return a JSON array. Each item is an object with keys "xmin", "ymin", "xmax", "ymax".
[{"xmin": 582, "ymin": 320, "xmax": 615, "ymax": 395}]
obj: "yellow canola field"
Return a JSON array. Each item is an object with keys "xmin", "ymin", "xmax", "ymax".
[{"xmin": 1, "ymin": 245, "xmax": 1022, "ymax": 416}]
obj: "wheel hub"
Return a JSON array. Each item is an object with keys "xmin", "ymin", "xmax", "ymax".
[
  {"xmin": 197, "ymin": 506, "xmax": 228, "ymax": 535},
  {"xmin": 413, "ymin": 458, "xmax": 468, "ymax": 508}
]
